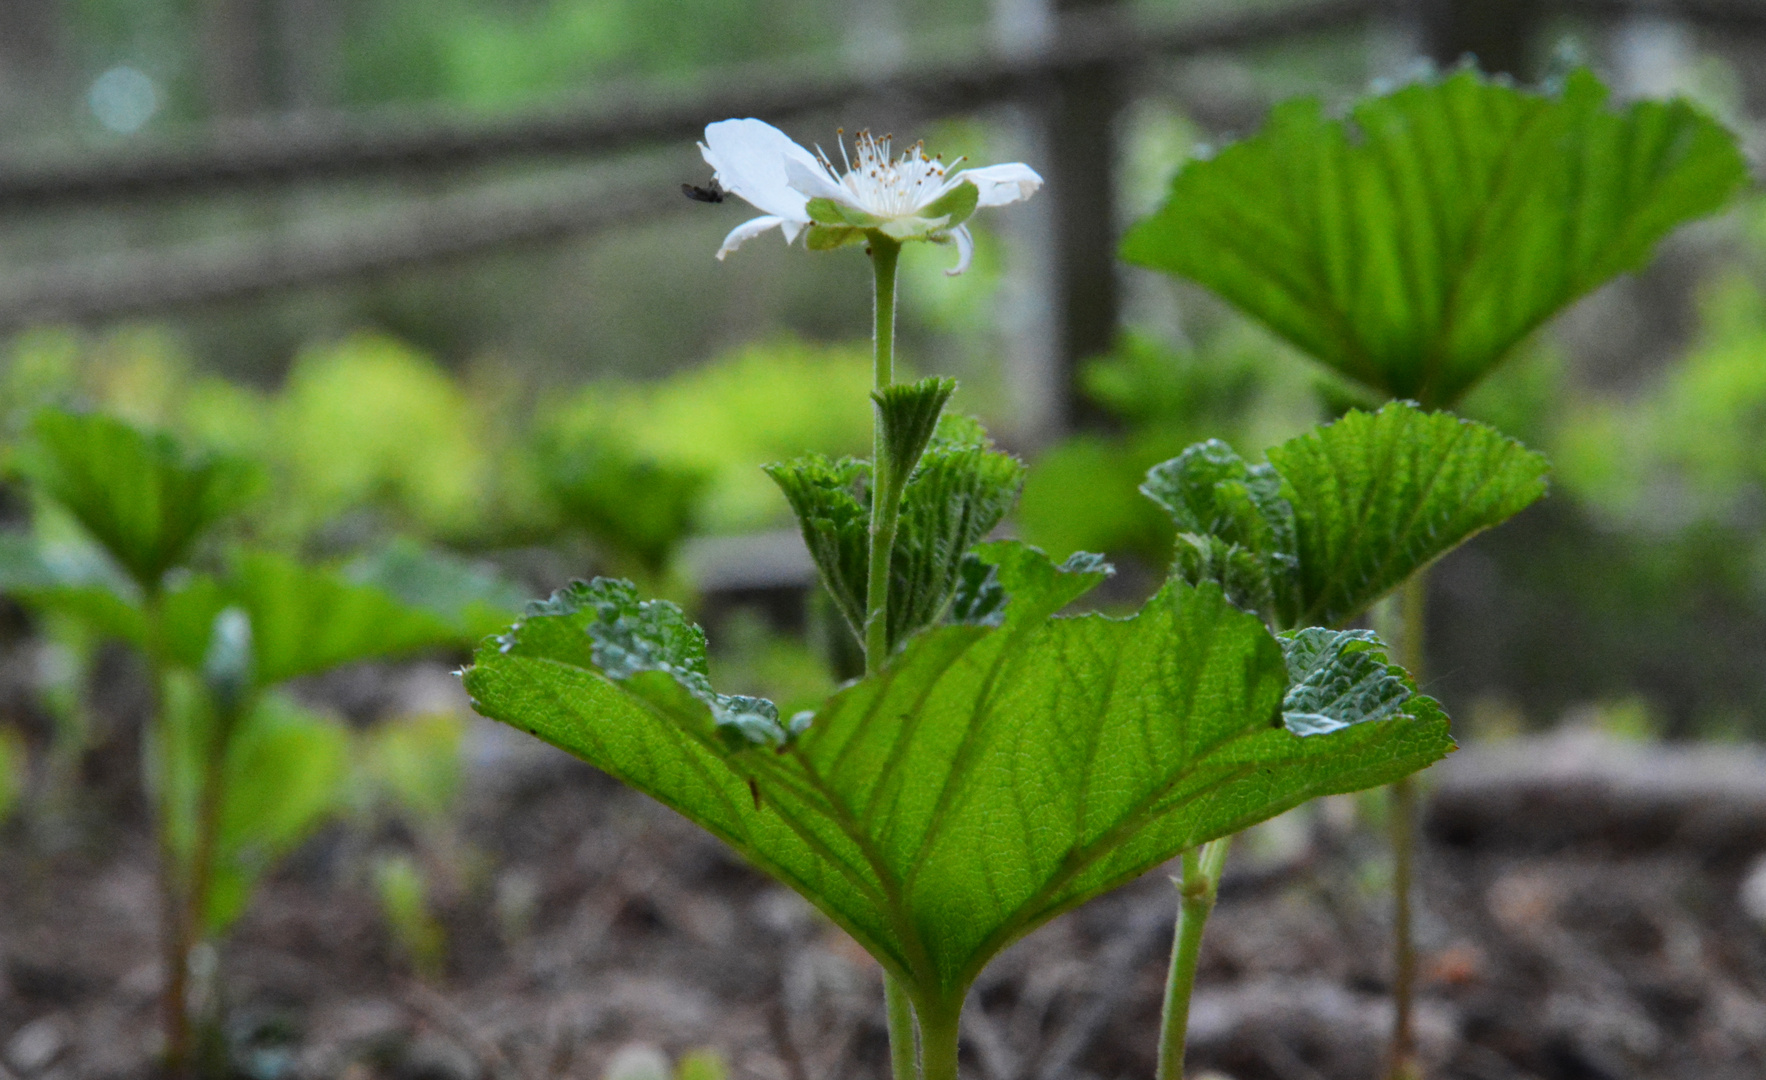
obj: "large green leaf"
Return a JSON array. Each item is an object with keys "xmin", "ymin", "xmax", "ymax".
[
  {"xmin": 462, "ymin": 542, "xmax": 1452, "ymax": 1011},
  {"xmin": 345, "ymin": 539, "xmax": 526, "ymax": 641},
  {"xmin": 1121, "ymin": 69, "xmax": 1747, "ymax": 407},
  {"xmin": 1145, "ymin": 403, "xmax": 1548, "ymax": 629},
  {"xmin": 0, "ymin": 532, "xmax": 146, "ymax": 644},
  {"xmin": 18, "ymin": 410, "xmax": 259, "ymax": 589}
]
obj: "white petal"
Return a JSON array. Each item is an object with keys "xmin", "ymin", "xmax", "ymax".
[
  {"xmin": 953, "ymin": 162, "xmax": 1043, "ymax": 207},
  {"xmin": 716, "ymin": 214, "xmax": 787, "ymax": 260},
  {"xmin": 783, "ymin": 156, "xmax": 859, "ymax": 208},
  {"xmin": 700, "ymin": 119, "xmax": 823, "ymax": 222},
  {"xmin": 945, "ymin": 225, "xmax": 974, "ymax": 277}
]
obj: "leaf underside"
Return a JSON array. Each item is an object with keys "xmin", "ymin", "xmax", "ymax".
[
  {"xmin": 1121, "ymin": 69, "xmax": 1747, "ymax": 407},
  {"xmin": 463, "ymin": 541, "xmax": 1453, "ymax": 1005}
]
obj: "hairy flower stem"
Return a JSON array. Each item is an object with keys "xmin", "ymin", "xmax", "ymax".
[
  {"xmin": 1156, "ymin": 838, "xmax": 1230, "ymax": 1080},
  {"xmin": 861, "ymin": 235, "xmax": 921, "ymax": 1080},
  {"xmin": 864, "ymin": 236, "xmax": 903, "ymax": 676},
  {"xmin": 1386, "ymin": 569, "xmax": 1429, "ymax": 1080}
]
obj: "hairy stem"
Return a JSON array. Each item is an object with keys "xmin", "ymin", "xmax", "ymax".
[
  {"xmin": 916, "ymin": 999, "xmax": 963, "ymax": 1080},
  {"xmin": 865, "ymin": 235, "xmax": 903, "ymax": 676},
  {"xmin": 862, "ymin": 236, "xmax": 920, "ymax": 1080},
  {"xmin": 1386, "ymin": 569, "xmax": 1428, "ymax": 1080},
  {"xmin": 1157, "ymin": 838, "xmax": 1230, "ymax": 1080},
  {"xmin": 885, "ymin": 971, "xmax": 921, "ymax": 1080}
]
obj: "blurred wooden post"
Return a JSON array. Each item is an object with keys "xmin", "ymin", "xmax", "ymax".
[
  {"xmin": 1419, "ymin": 0, "xmax": 1542, "ymax": 78},
  {"xmin": 1044, "ymin": 0, "xmax": 1124, "ymax": 432}
]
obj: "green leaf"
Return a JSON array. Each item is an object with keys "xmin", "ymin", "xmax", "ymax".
[
  {"xmin": 463, "ymin": 542, "xmax": 1453, "ymax": 1010},
  {"xmin": 0, "ymin": 725, "xmax": 23, "ymax": 824},
  {"xmin": 1268, "ymin": 402, "xmax": 1550, "ymax": 627},
  {"xmin": 153, "ymin": 678, "xmax": 350, "ymax": 935},
  {"xmin": 538, "ymin": 432, "xmax": 708, "ymax": 578},
  {"xmin": 874, "ymin": 377, "xmax": 957, "ymax": 484},
  {"xmin": 768, "ymin": 417, "xmax": 1024, "ymax": 652},
  {"xmin": 209, "ymin": 694, "xmax": 351, "ymax": 932},
  {"xmin": 0, "ymin": 532, "xmax": 146, "ymax": 645},
  {"xmin": 157, "ymin": 552, "xmax": 466, "ymax": 684},
  {"xmin": 1280, "ymin": 628, "xmax": 1411, "ymax": 736},
  {"xmin": 1146, "ymin": 403, "xmax": 1549, "ymax": 628},
  {"xmin": 346, "ymin": 539, "xmax": 526, "ymax": 641},
  {"xmin": 1142, "ymin": 441, "xmax": 1299, "ymax": 627},
  {"xmin": 19, "ymin": 410, "xmax": 259, "ymax": 589},
  {"xmin": 1121, "ymin": 69, "xmax": 1747, "ymax": 407}
]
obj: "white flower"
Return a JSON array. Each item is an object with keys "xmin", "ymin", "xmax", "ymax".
[{"xmin": 698, "ymin": 118, "xmax": 1042, "ymax": 275}]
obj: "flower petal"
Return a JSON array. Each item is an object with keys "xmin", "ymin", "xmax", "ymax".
[
  {"xmin": 783, "ymin": 156, "xmax": 858, "ymax": 208},
  {"xmin": 945, "ymin": 225, "xmax": 975, "ymax": 277},
  {"xmin": 700, "ymin": 119, "xmax": 823, "ymax": 222},
  {"xmin": 716, "ymin": 214, "xmax": 787, "ymax": 260},
  {"xmin": 953, "ymin": 162, "xmax": 1043, "ymax": 207}
]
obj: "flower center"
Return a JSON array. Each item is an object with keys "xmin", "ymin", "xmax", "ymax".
[{"xmin": 821, "ymin": 131, "xmax": 956, "ymax": 219}]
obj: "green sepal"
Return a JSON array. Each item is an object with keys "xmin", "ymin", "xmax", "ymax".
[
  {"xmin": 807, "ymin": 224, "xmax": 866, "ymax": 251},
  {"xmin": 807, "ymin": 196, "xmax": 886, "ymax": 229},
  {"xmin": 874, "ymin": 377, "xmax": 958, "ymax": 484},
  {"xmin": 918, "ymin": 180, "xmax": 979, "ymax": 230}
]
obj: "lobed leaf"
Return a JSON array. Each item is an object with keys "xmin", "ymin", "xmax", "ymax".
[
  {"xmin": 1121, "ymin": 69, "xmax": 1747, "ymax": 407},
  {"xmin": 1147, "ymin": 403, "xmax": 1548, "ymax": 629},
  {"xmin": 463, "ymin": 542, "xmax": 1453, "ymax": 1010},
  {"xmin": 19, "ymin": 410, "xmax": 259, "ymax": 590}
]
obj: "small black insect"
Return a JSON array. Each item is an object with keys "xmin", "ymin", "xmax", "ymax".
[{"xmin": 682, "ymin": 178, "xmax": 726, "ymax": 203}]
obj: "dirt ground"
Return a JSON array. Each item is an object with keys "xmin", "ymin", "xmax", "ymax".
[{"xmin": 4, "ymin": 661, "xmax": 1766, "ymax": 1080}]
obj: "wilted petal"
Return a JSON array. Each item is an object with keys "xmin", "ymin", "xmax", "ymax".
[
  {"xmin": 716, "ymin": 214, "xmax": 787, "ymax": 260},
  {"xmin": 955, "ymin": 162, "xmax": 1043, "ymax": 207},
  {"xmin": 701, "ymin": 119, "xmax": 823, "ymax": 221},
  {"xmin": 945, "ymin": 225, "xmax": 975, "ymax": 277}
]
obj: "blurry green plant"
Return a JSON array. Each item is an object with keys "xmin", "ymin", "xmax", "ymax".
[
  {"xmin": 1016, "ymin": 329, "xmax": 1323, "ymax": 566},
  {"xmin": 358, "ymin": 710, "xmax": 472, "ymax": 979},
  {"xmin": 0, "ymin": 409, "xmax": 510, "ymax": 1079},
  {"xmin": 1122, "ymin": 66, "xmax": 1745, "ymax": 1078},
  {"xmin": 465, "ymin": 126, "xmax": 1457, "ymax": 1080},
  {"xmin": 0, "ymin": 724, "xmax": 23, "ymax": 825},
  {"xmin": 536, "ymin": 428, "xmax": 710, "ymax": 584},
  {"xmin": 541, "ymin": 338, "xmax": 873, "ymax": 534}
]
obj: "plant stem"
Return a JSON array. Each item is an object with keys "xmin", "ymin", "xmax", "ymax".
[
  {"xmin": 885, "ymin": 971, "xmax": 921, "ymax": 1080},
  {"xmin": 142, "ymin": 590, "xmax": 193, "ymax": 1080},
  {"xmin": 1386, "ymin": 569, "xmax": 1428, "ymax": 1080},
  {"xmin": 865, "ymin": 235, "xmax": 903, "ymax": 676},
  {"xmin": 915, "ymin": 999, "xmax": 963, "ymax": 1080},
  {"xmin": 861, "ymin": 236, "xmax": 920, "ymax": 1080},
  {"xmin": 1156, "ymin": 838, "xmax": 1229, "ymax": 1080}
]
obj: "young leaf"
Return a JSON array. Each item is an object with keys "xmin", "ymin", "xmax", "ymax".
[
  {"xmin": 1146, "ymin": 403, "xmax": 1548, "ymax": 629},
  {"xmin": 1280, "ymin": 628, "xmax": 1411, "ymax": 736},
  {"xmin": 768, "ymin": 417, "xmax": 1025, "ymax": 652},
  {"xmin": 874, "ymin": 377, "xmax": 957, "ymax": 484},
  {"xmin": 19, "ymin": 410, "xmax": 259, "ymax": 590},
  {"xmin": 463, "ymin": 542, "xmax": 1453, "ymax": 1011},
  {"xmin": 153, "ymin": 678, "xmax": 350, "ymax": 934},
  {"xmin": 1268, "ymin": 402, "xmax": 1550, "ymax": 628},
  {"xmin": 1121, "ymin": 69, "xmax": 1747, "ymax": 407}
]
